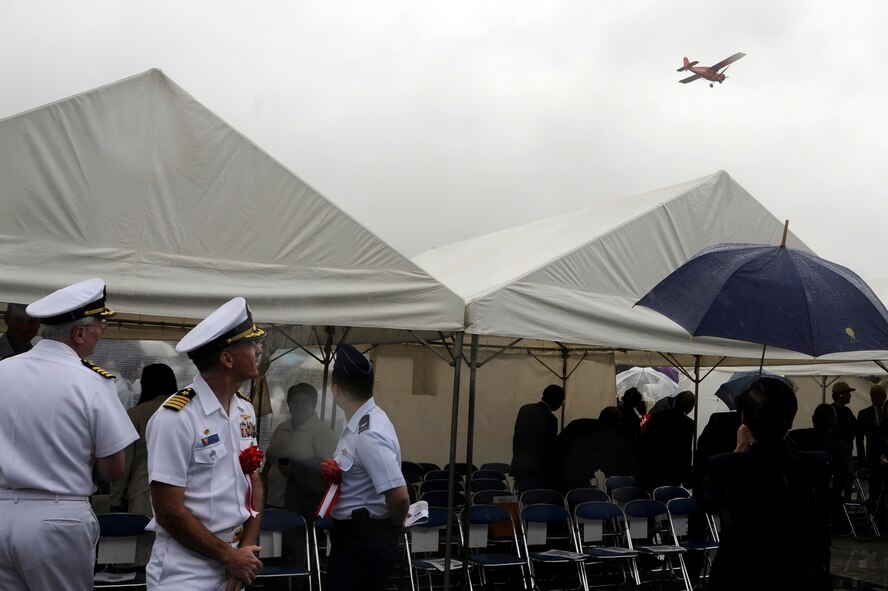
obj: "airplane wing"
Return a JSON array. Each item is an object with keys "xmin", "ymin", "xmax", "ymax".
[
  {"xmin": 710, "ymin": 52, "xmax": 746, "ymax": 72},
  {"xmin": 679, "ymin": 73, "xmax": 702, "ymax": 84}
]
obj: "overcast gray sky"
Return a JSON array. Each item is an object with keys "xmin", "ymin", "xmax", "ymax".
[{"xmin": 3, "ymin": 1, "xmax": 887, "ymax": 278}]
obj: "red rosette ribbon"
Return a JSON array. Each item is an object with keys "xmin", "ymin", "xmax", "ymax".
[
  {"xmin": 239, "ymin": 445, "xmax": 265, "ymax": 474},
  {"xmin": 317, "ymin": 459, "xmax": 342, "ymax": 518},
  {"xmin": 321, "ymin": 458, "xmax": 342, "ymax": 484}
]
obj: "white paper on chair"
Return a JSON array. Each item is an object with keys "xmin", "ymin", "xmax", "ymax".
[
  {"xmin": 94, "ymin": 571, "xmax": 137, "ymax": 583},
  {"xmin": 628, "ymin": 516, "xmax": 647, "ymax": 540},
  {"xmin": 258, "ymin": 531, "xmax": 282, "ymax": 558},
  {"xmin": 421, "ymin": 558, "xmax": 464, "ymax": 571},
  {"xmin": 97, "ymin": 537, "xmax": 137, "ymax": 564},
  {"xmin": 405, "ymin": 501, "xmax": 429, "ymax": 527},
  {"xmin": 525, "ymin": 521, "xmax": 547, "ymax": 546},
  {"xmin": 535, "ymin": 549, "xmax": 585, "ymax": 560},
  {"xmin": 469, "ymin": 524, "xmax": 488, "ymax": 548},
  {"xmin": 578, "ymin": 519, "xmax": 604, "ymax": 542},
  {"xmin": 411, "ymin": 528, "xmax": 439, "ymax": 553}
]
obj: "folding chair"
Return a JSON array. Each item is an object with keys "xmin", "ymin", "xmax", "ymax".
[
  {"xmin": 604, "ymin": 475, "xmax": 637, "ymax": 496},
  {"xmin": 572, "ymin": 501, "xmax": 640, "ymax": 587},
  {"xmin": 610, "ymin": 486, "xmax": 650, "ymax": 507},
  {"xmin": 843, "ymin": 468, "xmax": 881, "ymax": 538},
  {"xmin": 254, "ymin": 509, "xmax": 314, "ymax": 590},
  {"xmin": 94, "ymin": 513, "xmax": 150, "ymax": 589},
  {"xmin": 520, "ymin": 504, "xmax": 588, "ymax": 591},
  {"xmin": 465, "ymin": 505, "xmax": 531, "ymax": 590},
  {"xmin": 403, "ymin": 461, "xmax": 426, "ymax": 480},
  {"xmin": 653, "ymin": 485, "xmax": 691, "ymax": 503},
  {"xmin": 666, "ymin": 498, "xmax": 719, "ymax": 586},
  {"xmin": 311, "ymin": 517, "xmax": 332, "ymax": 591},
  {"xmin": 404, "ymin": 507, "xmax": 473, "ymax": 591},
  {"xmin": 622, "ymin": 500, "xmax": 690, "ymax": 591}
]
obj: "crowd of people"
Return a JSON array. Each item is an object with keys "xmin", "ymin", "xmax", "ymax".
[{"xmin": 2, "ymin": 279, "xmax": 887, "ymax": 590}]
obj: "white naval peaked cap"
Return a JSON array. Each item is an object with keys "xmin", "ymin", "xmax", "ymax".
[
  {"xmin": 176, "ymin": 297, "xmax": 265, "ymax": 360},
  {"xmin": 26, "ymin": 278, "xmax": 115, "ymax": 325}
]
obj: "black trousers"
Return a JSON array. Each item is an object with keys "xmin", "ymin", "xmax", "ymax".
[{"xmin": 327, "ymin": 517, "xmax": 400, "ymax": 591}]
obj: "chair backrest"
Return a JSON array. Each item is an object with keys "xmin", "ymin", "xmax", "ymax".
[
  {"xmin": 420, "ymin": 479, "xmax": 464, "ymax": 494},
  {"xmin": 471, "ymin": 478, "xmax": 509, "ymax": 493},
  {"xmin": 604, "ymin": 475, "xmax": 637, "ymax": 493},
  {"xmin": 480, "ymin": 462, "xmax": 511, "ymax": 474},
  {"xmin": 855, "ymin": 468, "xmax": 878, "ymax": 501},
  {"xmin": 566, "ymin": 487, "xmax": 609, "ymax": 512},
  {"xmin": 611, "ymin": 486, "xmax": 650, "ymax": 506},
  {"xmin": 652, "ymin": 485, "xmax": 690, "ymax": 503},
  {"xmin": 418, "ymin": 462, "xmax": 442, "ymax": 474},
  {"xmin": 407, "ymin": 483, "xmax": 418, "ymax": 504},
  {"xmin": 424, "ymin": 469, "xmax": 462, "ymax": 482},
  {"xmin": 520, "ymin": 488, "xmax": 565, "ymax": 507},
  {"xmin": 473, "ymin": 469, "xmax": 507, "ymax": 482},
  {"xmin": 405, "ymin": 508, "xmax": 463, "ymax": 559},
  {"xmin": 260, "ymin": 508, "xmax": 307, "ymax": 532},
  {"xmin": 422, "ymin": 490, "xmax": 466, "ymax": 509},
  {"xmin": 403, "ymin": 469, "xmax": 424, "ymax": 486},
  {"xmin": 97, "ymin": 513, "xmax": 150, "ymax": 537}
]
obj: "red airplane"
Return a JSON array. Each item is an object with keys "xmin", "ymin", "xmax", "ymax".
[{"xmin": 677, "ymin": 52, "xmax": 746, "ymax": 87}]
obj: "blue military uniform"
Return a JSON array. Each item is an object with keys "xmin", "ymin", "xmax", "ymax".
[{"xmin": 327, "ymin": 344, "xmax": 407, "ymax": 591}]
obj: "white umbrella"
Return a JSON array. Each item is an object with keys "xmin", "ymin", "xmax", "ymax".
[{"xmin": 616, "ymin": 367, "xmax": 680, "ymax": 405}]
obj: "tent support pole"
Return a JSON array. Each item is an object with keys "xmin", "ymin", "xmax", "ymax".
[
  {"xmin": 443, "ymin": 331, "xmax": 465, "ymax": 591},
  {"xmin": 821, "ymin": 376, "xmax": 827, "ymax": 404},
  {"xmin": 561, "ymin": 346, "xmax": 568, "ymax": 431},
  {"xmin": 320, "ymin": 327, "xmax": 334, "ymax": 422},
  {"xmin": 460, "ymin": 334, "xmax": 479, "ymax": 591},
  {"xmin": 693, "ymin": 355, "xmax": 701, "ymax": 458}
]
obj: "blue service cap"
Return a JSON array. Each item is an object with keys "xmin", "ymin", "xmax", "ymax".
[
  {"xmin": 176, "ymin": 297, "xmax": 265, "ymax": 360},
  {"xmin": 26, "ymin": 278, "xmax": 115, "ymax": 325},
  {"xmin": 333, "ymin": 343, "xmax": 373, "ymax": 380}
]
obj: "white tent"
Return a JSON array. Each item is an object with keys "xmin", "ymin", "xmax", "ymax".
[
  {"xmin": 0, "ymin": 69, "xmax": 464, "ymax": 334},
  {"xmin": 414, "ymin": 171, "xmax": 887, "ymax": 362}
]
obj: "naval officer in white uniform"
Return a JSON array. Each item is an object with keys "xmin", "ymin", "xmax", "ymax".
[
  {"xmin": 0, "ymin": 278, "xmax": 138, "ymax": 591},
  {"xmin": 146, "ymin": 297, "xmax": 265, "ymax": 591}
]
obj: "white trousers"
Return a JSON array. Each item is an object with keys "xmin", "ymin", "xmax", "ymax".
[
  {"xmin": 0, "ymin": 497, "xmax": 98, "ymax": 591},
  {"xmin": 147, "ymin": 532, "xmax": 241, "ymax": 591}
]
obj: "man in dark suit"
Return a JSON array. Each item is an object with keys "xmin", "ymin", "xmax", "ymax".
[
  {"xmin": 702, "ymin": 378, "xmax": 832, "ymax": 591},
  {"xmin": 857, "ymin": 384, "xmax": 887, "ymax": 469},
  {"xmin": 510, "ymin": 385, "xmax": 564, "ymax": 491},
  {"xmin": 638, "ymin": 390, "xmax": 695, "ymax": 491},
  {"xmin": 831, "ymin": 381, "xmax": 859, "ymax": 456},
  {"xmin": 789, "ymin": 403, "xmax": 852, "ymax": 533}
]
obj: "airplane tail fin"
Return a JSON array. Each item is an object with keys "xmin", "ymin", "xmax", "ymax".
[{"xmin": 676, "ymin": 57, "xmax": 699, "ymax": 72}]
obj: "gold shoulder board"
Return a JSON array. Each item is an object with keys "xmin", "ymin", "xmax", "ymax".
[
  {"xmin": 163, "ymin": 388, "xmax": 196, "ymax": 412},
  {"xmin": 236, "ymin": 391, "xmax": 251, "ymax": 402},
  {"xmin": 81, "ymin": 359, "xmax": 116, "ymax": 379}
]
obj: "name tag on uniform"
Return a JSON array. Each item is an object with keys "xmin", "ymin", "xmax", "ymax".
[{"xmin": 200, "ymin": 434, "xmax": 220, "ymax": 446}]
